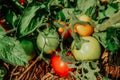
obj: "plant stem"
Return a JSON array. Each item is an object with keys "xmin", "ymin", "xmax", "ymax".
[
  {"xmin": 97, "ymin": 11, "xmax": 120, "ymax": 31},
  {"xmin": 6, "ymin": 28, "xmax": 16, "ymax": 34}
]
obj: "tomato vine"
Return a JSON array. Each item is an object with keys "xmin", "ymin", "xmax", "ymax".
[{"xmin": 1, "ymin": 0, "xmax": 120, "ymax": 79}]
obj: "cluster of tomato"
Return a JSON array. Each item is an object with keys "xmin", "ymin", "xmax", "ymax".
[
  {"xmin": 35, "ymin": 14, "xmax": 102, "ymax": 76},
  {"xmin": 0, "ymin": 14, "xmax": 101, "ymax": 77}
]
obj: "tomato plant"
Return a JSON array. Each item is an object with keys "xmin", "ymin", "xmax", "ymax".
[
  {"xmin": 1, "ymin": 0, "xmax": 120, "ymax": 79},
  {"xmin": 36, "ymin": 28, "xmax": 59, "ymax": 54},
  {"xmin": 20, "ymin": 39, "xmax": 35, "ymax": 61},
  {"xmin": 51, "ymin": 55, "xmax": 69, "ymax": 76},
  {"xmin": 71, "ymin": 36, "xmax": 101, "ymax": 61}
]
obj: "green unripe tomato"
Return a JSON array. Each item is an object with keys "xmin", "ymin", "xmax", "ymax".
[
  {"xmin": 20, "ymin": 39, "xmax": 35, "ymax": 61},
  {"xmin": 71, "ymin": 36, "xmax": 101, "ymax": 61},
  {"xmin": 36, "ymin": 28, "xmax": 59, "ymax": 54}
]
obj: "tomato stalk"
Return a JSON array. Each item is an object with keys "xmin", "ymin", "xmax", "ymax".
[{"xmin": 6, "ymin": 28, "xmax": 16, "ymax": 33}]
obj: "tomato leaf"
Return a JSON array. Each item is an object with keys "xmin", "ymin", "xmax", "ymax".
[
  {"xmin": 0, "ymin": 66, "xmax": 7, "ymax": 80},
  {"xmin": 0, "ymin": 26, "xmax": 6, "ymax": 36},
  {"xmin": 18, "ymin": 3, "xmax": 46, "ymax": 37},
  {"xmin": 72, "ymin": 61, "xmax": 110, "ymax": 80},
  {"xmin": 104, "ymin": 4, "xmax": 117, "ymax": 17},
  {"xmin": 57, "ymin": 8, "xmax": 74, "ymax": 20},
  {"xmin": 93, "ymin": 32, "xmax": 107, "ymax": 48},
  {"xmin": 93, "ymin": 27, "xmax": 120, "ymax": 53},
  {"xmin": 0, "ymin": 36, "xmax": 28, "ymax": 66},
  {"xmin": 76, "ymin": 0, "xmax": 97, "ymax": 15},
  {"xmin": 98, "ymin": 3, "xmax": 118, "ymax": 21},
  {"xmin": 27, "ymin": 0, "xmax": 34, "ymax": 4},
  {"xmin": 5, "ymin": 10, "xmax": 18, "ymax": 27},
  {"xmin": 106, "ymin": 27, "xmax": 120, "ymax": 52}
]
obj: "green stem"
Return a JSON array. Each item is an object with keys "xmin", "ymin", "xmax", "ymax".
[
  {"xmin": 6, "ymin": 28, "xmax": 16, "ymax": 35},
  {"xmin": 97, "ymin": 11, "xmax": 120, "ymax": 31}
]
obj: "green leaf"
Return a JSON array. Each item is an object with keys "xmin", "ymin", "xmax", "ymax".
[
  {"xmin": 18, "ymin": 3, "xmax": 46, "ymax": 37},
  {"xmin": 0, "ymin": 37, "xmax": 28, "ymax": 66},
  {"xmin": 0, "ymin": 66, "xmax": 7, "ymax": 80},
  {"xmin": 5, "ymin": 10, "xmax": 18, "ymax": 26},
  {"xmin": 106, "ymin": 27, "xmax": 120, "ymax": 52},
  {"xmin": 97, "ymin": 2, "xmax": 119, "ymax": 24},
  {"xmin": 93, "ymin": 27, "xmax": 120, "ymax": 52},
  {"xmin": 98, "ymin": 4, "xmax": 117, "ymax": 20},
  {"xmin": 74, "ymin": 61, "xmax": 100, "ymax": 80},
  {"xmin": 76, "ymin": 0, "xmax": 97, "ymax": 15},
  {"xmin": 27, "ymin": 0, "xmax": 34, "ymax": 4},
  {"xmin": 57, "ymin": 8, "xmax": 74, "ymax": 20},
  {"xmin": 0, "ymin": 26, "xmax": 6, "ymax": 36},
  {"xmin": 70, "ymin": 61, "xmax": 111, "ymax": 80},
  {"xmin": 93, "ymin": 32, "xmax": 107, "ymax": 48},
  {"xmin": 105, "ymin": 4, "xmax": 117, "ymax": 17}
]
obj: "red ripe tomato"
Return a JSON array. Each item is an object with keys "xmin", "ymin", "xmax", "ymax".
[
  {"xmin": 51, "ymin": 55, "xmax": 69, "ymax": 76},
  {"xmin": 19, "ymin": 0, "xmax": 25, "ymax": 5}
]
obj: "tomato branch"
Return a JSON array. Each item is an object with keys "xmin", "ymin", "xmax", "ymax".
[{"xmin": 5, "ymin": 28, "xmax": 16, "ymax": 35}]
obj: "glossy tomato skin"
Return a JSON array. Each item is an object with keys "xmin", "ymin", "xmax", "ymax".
[
  {"xmin": 36, "ymin": 28, "xmax": 59, "ymax": 54},
  {"xmin": 20, "ymin": 39, "xmax": 35, "ymax": 61},
  {"xmin": 71, "ymin": 36, "xmax": 101, "ymax": 61},
  {"xmin": 51, "ymin": 55, "xmax": 69, "ymax": 76},
  {"xmin": 19, "ymin": 0, "xmax": 25, "ymax": 5},
  {"xmin": 74, "ymin": 23, "xmax": 94, "ymax": 37},
  {"xmin": 69, "ymin": 14, "xmax": 93, "ymax": 37}
]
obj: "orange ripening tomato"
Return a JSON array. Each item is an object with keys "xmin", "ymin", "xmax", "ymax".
[
  {"xmin": 58, "ymin": 21, "xmax": 69, "ymax": 40},
  {"xmin": 74, "ymin": 23, "xmax": 94, "ymax": 37},
  {"xmin": 69, "ymin": 14, "xmax": 93, "ymax": 37}
]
